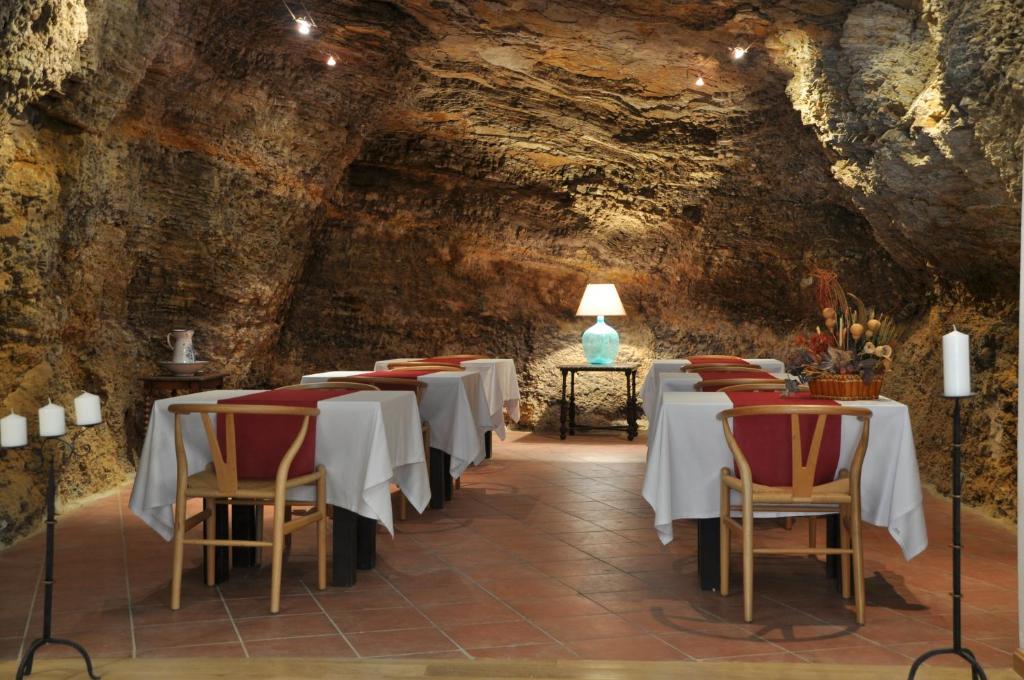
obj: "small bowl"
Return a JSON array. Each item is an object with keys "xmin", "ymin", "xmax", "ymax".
[{"xmin": 160, "ymin": 361, "xmax": 211, "ymax": 376}]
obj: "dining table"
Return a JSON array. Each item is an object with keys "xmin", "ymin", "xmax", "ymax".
[
  {"xmin": 642, "ymin": 390, "xmax": 927, "ymax": 590},
  {"xmin": 640, "ymin": 358, "xmax": 786, "ymax": 429},
  {"xmin": 130, "ymin": 388, "xmax": 429, "ymax": 587},
  {"xmin": 373, "ymin": 357, "xmax": 522, "ymax": 437},
  {"xmin": 302, "ymin": 366, "xmax": 493, "ymax": 508},
  {"xmin": 646, "ymin": 369, "xmax": 790, "ymax": 432}
]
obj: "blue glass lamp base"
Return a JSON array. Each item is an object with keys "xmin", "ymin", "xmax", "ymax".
[{"xmin": 582, "ymin": 316, "xmax": 620, "ymax": 365}]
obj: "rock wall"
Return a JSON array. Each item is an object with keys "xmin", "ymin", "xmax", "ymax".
[{"xmin": 1, "ymin": 0, "xmax": 1021, "ymax": 543}]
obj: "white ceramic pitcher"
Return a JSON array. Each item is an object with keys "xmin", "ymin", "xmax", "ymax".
[{"xmin": 166, "ymin": 329, "xmax": 196, "ymax": 363}]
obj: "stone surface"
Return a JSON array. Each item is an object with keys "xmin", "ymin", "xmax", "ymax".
[{"xmin": 0, "ymin": 0, "xmax": 1021, "ymax": 543}]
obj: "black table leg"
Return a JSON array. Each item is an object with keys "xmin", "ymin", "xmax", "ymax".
[
  {"xmin": 356, "ymin": 516, "xmax": 377, "ymax": 570},
  {"xmin": 231, "ymin": 505, "xmax": 258, "ymax": 567},
  {"xmin": 485, "ymin": 430, "xmax": 493, "ymax": 459},
  {"xmin": 825, "ymin": 513, "xmax": 840, "ymax": 582},
  {"xmin": 559, "ymin": 369, "xmax": 568, "ymax": 440},
  {"xmin": 444, "ymin": 453, "xmax": 454, "ymax": 500},
  {"xmin": 569, "ymin": 370, "xmax": 577, "ymax": 435},
  {"xmin": 429, "ymin": 447, "xmax": 446, "ymax": 509},
  {"xmin": 697, "ymin": 518, "xmax": 721, "ymax": 591},
  {"xmin": 331, "ymin": 505, "xmax": 358, "ymax": 587}
]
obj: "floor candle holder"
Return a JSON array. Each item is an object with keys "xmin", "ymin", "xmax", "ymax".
[
  {"xmin": 907, "ymin": 395, "xmax": 985, "ymax": 680},
  {"xmin": 4, "ymin": 426, "xmax": 101, "ymax": 680}
]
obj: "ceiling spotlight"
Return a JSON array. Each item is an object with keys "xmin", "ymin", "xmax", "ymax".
[
  {"xmin": 284, "ymin": 2, "xmax": 317, "ymax": 35},
  {"xmin": 695, "ymin": 75, "xmax": 705, "ymax": 87},
  {"xmin": 731, "ymin": 46, "xmax": 748, "ymax": 60},
  {"xmin": 326, "ymin": 54, "xmax": 337, "ymax": 67}
]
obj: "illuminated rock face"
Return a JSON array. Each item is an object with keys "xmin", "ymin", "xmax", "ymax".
[{"xmin": 0, "ymin": 0, "xmax": 1020, "ymax": 541}]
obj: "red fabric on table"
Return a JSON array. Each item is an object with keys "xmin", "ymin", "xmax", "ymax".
[
  {"xmin": 687, "ymin": 356, "xmax": 751, "ymax": 366},
  {"xmin": 358, "ymin": 369, "xmax": 440, "ymax": 379},
  {"xmin": 217, "ymin": 388, "xmax": 353, "ymax": 480},
  {"xmin": 697, "ymin": 370, "xmax": 775, "ymax": 390},
  {"xmin": 725, "ymin": 392, "xmax": 841, "ymax": 487}
]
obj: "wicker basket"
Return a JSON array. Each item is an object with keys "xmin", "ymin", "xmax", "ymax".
[{"xmin": 808, "ymin": 375, "xmax": 883, "ymax": 400}]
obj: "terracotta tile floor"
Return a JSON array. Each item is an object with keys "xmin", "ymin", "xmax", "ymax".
[{"xmin": 0, "ymin": 431, "xmax": 1016, "ymax": 670}]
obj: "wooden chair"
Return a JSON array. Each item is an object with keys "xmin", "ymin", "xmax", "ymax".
[
  {"xmin": 720, "ymin": 382, "xmax": 809, "ymax": 393},
  {"xmin": 168, "ymin": 403, "xmax": 327, "ymax": 614},
  {"xmin": 697, "ymin": 378, "xmax": 787, "ymax": 392},
  {"xmin": 280, "ymin": 381, "xmax": 380, "ymax": 391},
  {"xmin": 683, "ymin": 365, "xmax": 769, "ymax": 373},
  {"xmin": 717, "ymin": 404, "xmax": 872, "ymax": 623},
  {"xmin": 385, "ymin": 362, "xmax": 464, "ymax": 372}
]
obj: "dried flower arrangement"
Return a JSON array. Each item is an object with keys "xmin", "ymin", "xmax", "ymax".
[{"xmin": 786, "ymin": 269, "xmax": 898, "ymax": 399}]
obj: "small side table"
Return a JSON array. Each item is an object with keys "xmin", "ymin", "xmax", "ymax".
[
  {"xmin": 558, "ymin": 363, "xmax": 639, "ymax": 440},
  {"xmin": 140, "ymin": 372, "xmax": 228, "ymax": 431}
]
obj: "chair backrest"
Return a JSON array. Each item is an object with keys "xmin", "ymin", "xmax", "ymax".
[
  {"xmin": 720, "ymin": 382, "xmax": 809, "ymax": 393},
  {"xmin": 683, "ymin": 365, "xmax": 765, "ymax": 373},
  {"xmin": 280, "ymin": 381, "xmax": 380, "ymax": 391},
  {"xmin": 332, "ymin": 376, "xmax": 425, "ymax": 404},
  {"xmin": 420, "ymin": 354, "xmax": 488, "ymax": 361},
  {"xmin": 385, "ymin": 362, "xmax": 463, "ymax": 372},
  {"xmin": 168, "ymin": 403, "xmax": 318, "ymax": 495},
  {"xmin": 697, "ymin": 378, "xmax": 787, "ymax": 392},
  {"xmin": 719, "ymin": 404, "xmax": 871, "ymax": 499}
]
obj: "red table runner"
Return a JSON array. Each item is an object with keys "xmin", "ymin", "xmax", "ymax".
[
  {"xmin": 697, "ymin": 370, "xmax": 775, "ymax": 390},
  {"xmin": 217, "ymin": 388, "xmax": 354, "ymax": 480},
  {"xmin": 688, "ymin": 355, "xmax": 751, "ymax": 366},
  {"xmin": 725, "ymin": 392, "xmax": 841, "ymax": 486}
]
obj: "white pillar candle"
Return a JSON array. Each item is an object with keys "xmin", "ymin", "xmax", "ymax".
[
  {"xmin": 1, "ymin": 411, "xmax": 28, "ymax": 448},
  {"xmin": 74, "ymin": 392, "xmax": 103, "ymax": 426},
  {"xmin": 942, "ymin": 326, "xmax": 972, "ymax": 397},
  {"xmin": 38, "ymin": 400, "xmax": 66, "ymax": 438}
]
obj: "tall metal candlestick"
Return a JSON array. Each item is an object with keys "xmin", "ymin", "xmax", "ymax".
[{"xmin": 907, "ymin": 396, "xmax": 985, "ymax": 680}]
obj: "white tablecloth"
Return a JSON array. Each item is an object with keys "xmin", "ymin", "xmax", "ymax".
[
  {"xmin": 642, "ymin": 392, "xmax": 927, "ymax": 561},
  {"xmin": 640, "ymin": 358, "xmax": 786, "ymax": 424},
  {"xmin": 304, "ymin": 369, "xmax": 487, "ymax": 477},
  {"xmin": 130, "ymin": 389, "xmax": 429, "ymax": 541},
  {"xmin": 374, "ymin": 357, "xmax": 521, "ymax": 425}
]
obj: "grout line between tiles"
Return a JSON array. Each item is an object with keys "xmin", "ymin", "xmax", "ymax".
[
  {"xmin": 15, "ymin": 564, "xmax": 44, "ymax": 668},
  {"xmin": 301, "ymin": 578, "xmax": 360, "ymax": 658},
  {"xmin": 374, "ymin": 569, "xmax": 473, "ymax": 659},
  {"xmin": 216, "ymin": 586, "xmax": 249, "ymax": 658},
  {"xmin": 116, "ymin": 487, "xmax": 138, "ymax": 658}
]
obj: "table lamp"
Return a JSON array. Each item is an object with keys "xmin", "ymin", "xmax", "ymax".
[{"xmin": 575, "ymin": 283, "xmax": 626, "ymax": 365}]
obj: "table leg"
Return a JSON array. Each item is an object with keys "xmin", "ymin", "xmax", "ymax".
[
  {"xmin": 231, "ymin": 505, "xmax": 258, "ymax": 567},
  {"xmin": 826, "ymin": 513, "xmax": 840, "ymax": 584},
  {"xmin": 444, "ymin": 453, "xmax": 454, "ymax": 501},
  {"xmin": 569, "ymin": 370, "xmax": 577, "ymax": 436},
  {"xmin": 331, "ymin": 505, "xmax": 358, "ymax": 587},
  {"xmin": 485, "ymin": 430, "xmax": 493, "ymax": 459},
  {"xmin": 429, "ymin": 448, "xmax": 446, "ymax": 509},
  {"xmin": 356, "ymin": 516, "xmax": 377, "ymax": 570},
  {"xmin": 626, "ymin": 369, "xmax": 638, "ymax": 440},
  {"xmin": 697, "ymin": 518, "xmax": 721, "ymax": 591},
  {"xmin": 559, "ymin": 369, "xmax": 568, "ymax": 440}
]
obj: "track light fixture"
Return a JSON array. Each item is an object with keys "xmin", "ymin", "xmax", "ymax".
[{"xmin": 283, "ymin": 1, "xmax": 317, "ymax": 35}]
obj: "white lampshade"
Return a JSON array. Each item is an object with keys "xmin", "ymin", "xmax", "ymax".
[{"xmin": 575, "ymin": 283, "xmax": 626, "ymax": 317}]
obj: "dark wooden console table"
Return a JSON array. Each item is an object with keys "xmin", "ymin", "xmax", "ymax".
[
  {"xmin": 558, "ymin": 363, "xmax": 639, "ymax": 440},
  {"xmin": 140, "ymin": 372, "xmax": 228, "ymax": 431}
]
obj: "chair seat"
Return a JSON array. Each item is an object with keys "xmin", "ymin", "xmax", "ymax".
[
  {"xmin": 185, "ymin": 470, "xmax": 313, "ymax": 499},
  {"xmin": 724, "ymin": 474, "xmax": 851, "ymax": 504}
]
